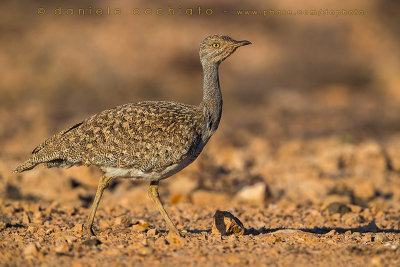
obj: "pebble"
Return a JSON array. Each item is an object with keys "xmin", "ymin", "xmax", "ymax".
[
  {"xmin": 146, "ymin": 228, "xmax": 157, "ymax": 237},
  {"xmin": 23, "ymin": 243, "xmax": 39, "ymax": 256},
  {"xmin": 63, "ymin": 235, "xmax": 78, "ymax": 244},
  {"xmin": 326, "ymin": 202, "xmax": 351, "ymax": 215},
  {"xmin": 353, "ymin": 181, "xmax": 375, "ymax": 201},
  {"xmin": 211, "ymin": 210, "xmax": 245, "ymax": 236},
  {"xmin": 374, "ymin": 233, "xmax": 389, "ymax": 242},
  {"xmin": 342, "ymin": 213, "xmax": 364, "ymax": 225},
  {"xmin": 72, "ymin": 223, "xmax": 84, "ymax": 232},
  {"xmin": 55, "ymin": 242, "xmax": 71, "ymax": 253},
  {"xmin": 235, "ymin": 182, "xmax": 271, "ymax": 206},
  {"xmin": 136, "ymin": 246, "xmax": 154, "ymax": 256},
  {"xmin": 131, "ymin": 224, "xmax": 147, "ymax": 233}
]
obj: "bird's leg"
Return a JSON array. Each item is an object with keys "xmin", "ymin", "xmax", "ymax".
[
  {"xmin": 148, "ymin": 181, "xmax": 184, "ymax": 238},
  {"xmin": 84, "ymin": 175, "xmax": 113, "ymax": 238}
]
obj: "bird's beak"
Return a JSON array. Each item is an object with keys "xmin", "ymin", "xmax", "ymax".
[{"xmin": 235, "ymin": 40, "xmax": 252, "ymax": 47}]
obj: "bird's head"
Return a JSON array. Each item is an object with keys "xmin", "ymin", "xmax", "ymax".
[{"xmin": 199, "ymin": 35, "xmax": 251, "ymax": 65}]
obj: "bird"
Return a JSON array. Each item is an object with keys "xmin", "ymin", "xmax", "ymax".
[{"xmin": 12, "ymin": 34, "xmax": 251, "ymax": 239}]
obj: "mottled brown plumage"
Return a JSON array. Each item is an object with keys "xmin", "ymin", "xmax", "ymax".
[
  {"xmin": 13, "ymin": 35, "xmax": 251, "ymax": 239},
  {"xmin": 14, "ymin": 102, "xmax": 204, "ymax": 177}
]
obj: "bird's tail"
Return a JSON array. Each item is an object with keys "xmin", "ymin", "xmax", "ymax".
[{"xmin": 12, "ymin": 160, "xmax": 38, "ymax": 173}]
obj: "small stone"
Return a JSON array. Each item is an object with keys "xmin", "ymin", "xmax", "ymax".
[
  {"xmin": 55, "ymin": 242, "xmax": 70, "ymax": 253},
  {"xmin": 354, "ymin": 181, "xmax": 375, "ymax": 201},
  {"xmin": 235, "ymin": 182, "xmax": 271, "ymax": 206},
  {"xmin": 27, "ymin": 224, "xmax": 39, "ymax": 233},
  {"xmin": 63, "ymin": 235, "xmax": 78, "ymax": 244},
  {"xmin": 211, "ymin": 210, "xmax": 245, "ymax": 236},
  {"xmin": 361, "ymin": 234, "xmax": 372, "ymax": 243},
  {"xmin": 23, "ymin": 243, "xmax": 39, "ymax": 256},
  {"xmin": 147, "ymin": 228, "xmax": 157, "ymax": 237},
  {"xmin": 137, "ymin": 219, "xmax": 150, "ymax": 229},
  {"xmin": 342, "ymin": 213, "xmax": 364, "ymax": 225},
  {"xmin": 82, "ymin": 238, "xmax": 101, "ymax": 247},
  {"xmin": 137, "ymin": 246, "xmax": 153, "ymax": 256},
  {"xmin": 326, "ymin": 202, "xmax": 351, "ymax": 215},
  {"xmin": 114, "ymin": 217, "xmax": 123, "ymax": 226},
  {"xmin": 273, "ymin": 229, "xmax": 318, "ymax": 243},
  {"xmin": 348, "ymin": 204, "xmax": 363, "ymax": 213},
  {"xmin": 166, "ymin": 232, "xmax": 185, "ymax": 244},
  {"xmin": 72, "ymin": 223, "xmax": 83, "ymax": 232},
  {"xmin": 325, "ymin": 230, "xmax": 337, "ymax": 237},
  {"xmin": 131, "ymin": 224, "xmax": 147, "ymax": 233},
  {"xmin": 374, "ymin": 233, "xmax": 389, "ymax": 243}
]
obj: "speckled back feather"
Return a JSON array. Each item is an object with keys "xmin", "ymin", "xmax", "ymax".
[{"xmin": 13, "ymin": 101, "xmax": 205, "ymax": 174}]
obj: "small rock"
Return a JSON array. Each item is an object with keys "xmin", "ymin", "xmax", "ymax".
[
  {"xmin": 235, "ymin": 182, "xmax": 271, "ymax": 206},
  {"xmin": 347, "ymin": 204, "xmax": 362, "ymax": 213},
  {"xmin": 23, "ymin": 243, "xmax": 39, "ymax": 256},
  {"xmin": 72, "ymin": 223, "xmax": 83, "ymax": 232},
  {"xmin": 273, "ymin": 229, "xmax": 318, "ymax": 243},
  {"xmin": 374, "ymin": 233, "xmax": 389, "ymax": 243},
  {"xmin": 325, "ymin": 230, "xmax": 337, "ymax": 237},
  {"xmin": 82, "ymin": 238, "xmax": 101, "ymax": 247},
  {"xmin": 114, "ymin": 216, "xmax": 123, "ymax": 226},
  {"xmin": 55, "ymin": 242, "xmax": 70, "ymax": 253},
  {"xmin": 131, "ymin": 224, "xmax": 147, "ymax": 233},
  {"xmin": 63, "ymin": 236, "xmax": 76, "ymax": 244},
  {"xmin": 342, "ymin": 213, "xmax": 364, "ymax": 225},
  {"xmin": 353, "ymin": 181, "xmax": 375, "ymax": 201},
  {"xmin": 361, "ymin": 234, "xmax": 372, "ymax": 243},
  {"xmin": 326, "ymin": 202, "xmax": 351, "ymax": 215},
  {"xmin": 137, "ymin": 246, "xmax": 154, "ymax": 256},
  {"xmin": 166, "ymin": 232, "xmax": 185, "ymax": 244},
  {"xmin": 137, "ymin": 219, "xmax": 150, "ymax": 229},
  {"xmin": 27, "ymin": 224, "xmax": 39, "ymax": 233},
  {"xmin": 211, "ymin": 210, "xmax": 245, "ymax": 236},
  {"xmin": 147, "ymin": 228, "xmax": 157, "ymax": 237}
]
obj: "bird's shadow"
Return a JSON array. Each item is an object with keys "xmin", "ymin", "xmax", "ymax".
[{"xmin": 186, "ymin": 221, "xmax": 400, "ymax": 236}]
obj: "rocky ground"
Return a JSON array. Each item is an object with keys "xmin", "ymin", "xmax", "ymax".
[
  {"xmin": 1, "ymin": 134, "xmax": 400, "ymax": 266},
  {"xmin": 1, "ymin": 0, "xmax": 400, "ymax": 266}
]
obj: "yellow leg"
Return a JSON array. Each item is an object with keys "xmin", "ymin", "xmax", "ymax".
[
  {"xmin": 148, "ymin": 181, "xmax": 183, "ymax": 237},
  {"xmin": 85, "ymin": 175, "xmax": 113, "ymax": 237}
]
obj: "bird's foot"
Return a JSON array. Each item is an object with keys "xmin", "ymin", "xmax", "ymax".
[
  {"xmin": 84, "ymin": 225, "xmax": 96, "ymax": 239},
  {"xmin": 166, "ymin": 230, "xmax": 185, "ymax": 244}
]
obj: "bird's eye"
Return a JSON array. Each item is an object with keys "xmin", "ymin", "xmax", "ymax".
[{"xmin": 212, "ymin": 43, "xmax": 220, "ymax": 48}]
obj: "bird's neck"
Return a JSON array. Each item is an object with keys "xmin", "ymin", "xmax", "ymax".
[{"xmin": 200, "ymin": 62, "xmax": 222, "ymax": 135}]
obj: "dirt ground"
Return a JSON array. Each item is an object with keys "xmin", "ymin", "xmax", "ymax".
[
  {"xmin": 1, "ymin": 134, "xmax": 400, "ymax": 266},
  {"xmin": 1, "ymin": 0, "xmax": 400, "ymax": 266}
]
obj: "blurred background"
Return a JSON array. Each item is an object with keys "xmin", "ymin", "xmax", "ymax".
[{"xmin": 1, "ymin": 0, "xmax": 400, "ymax": 209}]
